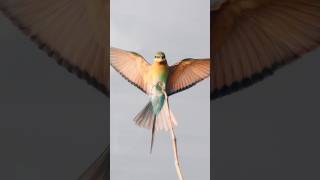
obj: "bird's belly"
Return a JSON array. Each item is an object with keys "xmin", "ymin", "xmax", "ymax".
[{"xmin": 151, "ymin": 94, "xmax": 165, "ymax": 115}]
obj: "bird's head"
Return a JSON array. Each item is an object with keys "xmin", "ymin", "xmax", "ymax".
[{"xmin": 153, "ymin": 52, "xmax": 166, "ymax": 63}]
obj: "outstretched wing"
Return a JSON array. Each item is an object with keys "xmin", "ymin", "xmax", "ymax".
[
  {"xmin": 0, "ymin": 0, "xmax": 108, "ymax": 94},
  {"xmin": 211, "ymin": 0, "xmax": 320, "ymax": 99},
  {"xmin": 110, "ymin": 47, "xmax": 150, "ymax": 93},
  {"xmin": 166, "ymin": 58, "xmax": 210, "ymax": 96}
]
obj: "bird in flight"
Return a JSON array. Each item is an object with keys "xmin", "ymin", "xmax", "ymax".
[
  {"xmin": 111, "ymin": 47, "xmax": 209, "ymax": 146},
  {"xmin": 111, "ymin": 48, "xmax": 210, "ymax": 145},
  {"xmin": 110, "ymin": 47, "xmax": 210, "ymax": 179},
  {"xmin": 211, "ymin": 0, "xmax": 320, "ymax": 99}
]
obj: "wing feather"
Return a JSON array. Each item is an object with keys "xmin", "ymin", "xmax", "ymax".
[
  {"xmin": 212, "ymin": 0, "xmax": 320, "ymax": 99},
  {"xmin": 167, "ymin": 59, "xmax": 210, "ymax": 96},
  {"xmin": 0, "ymin": 0, "xmax": 108, "ymax": 94},
  {"xmin": 110, "ymin": 47, "xmax": 150, "ymax": 93}
]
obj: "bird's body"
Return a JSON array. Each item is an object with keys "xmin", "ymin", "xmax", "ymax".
[
  {"xmin": 150, "ymin": 81, "xmax": 166, "ymax": 115},
  {"xmin": 150, "ymin": 62, "xmax": 168, "ymax": 86},
  {"xmin": 149, "ymin": 81, "xmax": 167, "ymax": 152},
  {"xmin": 133, "ymin": 52, "xmax": 172, "ymax": 152},
  {"xmin": 148, "ymin": 52, "xmax": 169, "ymax": 94},
  {"xmin": 135, "ymin": 51, "xmax": 170, "ymax": 126}
]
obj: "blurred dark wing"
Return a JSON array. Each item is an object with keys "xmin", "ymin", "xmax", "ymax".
[
  {"xmin": 0, "ymin": 0, "xmax": 108, "ymax": 94},
  {"xmin": 211, "ymin": 0, "xmax": 320, "ymax": 99},
  {"xmin": 110, "ymin": 47, "xmax": 150, "ymax": 93},
  {"xmin": 79, "ymin": 148, "xmax": 108, "ymax": 180},
  {"xmin": 167, "ymin": 59, "xmax": 210, "ymax": 96}
]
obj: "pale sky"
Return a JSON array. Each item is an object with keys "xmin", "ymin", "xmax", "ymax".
[{"xmin": 110, "ymin": 0, "xmax": 210, "ymax": 179}]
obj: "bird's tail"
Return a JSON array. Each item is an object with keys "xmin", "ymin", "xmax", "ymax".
[
  {"xmin": 133, "ymin": 100, "xmax": 177, "ymax": 152},
  {"xmin": 133, "ymin": 100, "xmax": 177, "ymax": 132}
]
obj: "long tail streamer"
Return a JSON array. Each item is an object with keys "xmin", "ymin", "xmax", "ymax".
[{"xmin": 164, "ymin": 91, "xmax": 184, "ymax": 180}]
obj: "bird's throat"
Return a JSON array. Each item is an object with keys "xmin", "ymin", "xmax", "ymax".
[{"xmin": 151, "ymin": 62, "xmax": 169, "ymax": 84}]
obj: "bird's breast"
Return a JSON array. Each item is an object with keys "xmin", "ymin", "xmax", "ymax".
[{"xmin": 150, "ymin": 62, "xmax": 169, "ymax": 83}]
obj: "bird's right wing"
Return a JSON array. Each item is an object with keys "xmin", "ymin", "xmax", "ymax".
[
  {"xmin": 0, "ymin": 0, "xmax": 108, "ymax": 94},
  {"xmin": 211, "ymin": 0, "xmax": 320, "ymax": 99},
  {"xmin": 110, "ymin": 47, "xmax": 150, "ymax": 94}
]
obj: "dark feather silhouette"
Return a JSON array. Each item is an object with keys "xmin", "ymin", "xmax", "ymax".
[{"xmin": 211, "ymin": 0, "xmax": 320, "ymax": 99}]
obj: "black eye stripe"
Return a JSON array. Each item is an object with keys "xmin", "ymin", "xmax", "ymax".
[{"xmin": 155, "ymin": 55, "xmax": 165, "ymax": 59}]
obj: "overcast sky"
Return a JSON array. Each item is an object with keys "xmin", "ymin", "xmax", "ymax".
[{"xmin": 110, "ymin": 0, "xmax": 210, "ymax": 179}]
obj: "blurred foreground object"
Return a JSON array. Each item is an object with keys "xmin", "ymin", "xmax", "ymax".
[{"xmin": 211, "ymin": 0, "xmax": 320, "ymax": 99}]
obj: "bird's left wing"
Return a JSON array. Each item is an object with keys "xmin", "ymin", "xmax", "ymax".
[
  {"xmin": 110, "ymin": 47, "xmax": 150, "ymax": 94},
  {"xmin": 166, "ymin": 59, "xmax": 210, "ymax": 96},
  {"xmin": 0, "ymin": 0, "xmax": 108, "ymax": 94}
]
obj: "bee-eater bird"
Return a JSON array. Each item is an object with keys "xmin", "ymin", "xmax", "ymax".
[
  {"xmin": 211, "ymin": 0, "xmax": 320, "ymax": 99},
  {"xmin": 0, "ymin": 0, "xmax": 109, "ymax": 180},
  {"xmin": 111, "ymin": 47, "xmax": 209, "ymax": 144},
  {"xmin": 110, "ymin": 47, "xmax": 210, "ymax": 179}
]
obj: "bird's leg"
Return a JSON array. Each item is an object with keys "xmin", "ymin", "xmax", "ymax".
[{"xmin": 164, "ymin": 91, "xmax": 184, "ymax": 180}]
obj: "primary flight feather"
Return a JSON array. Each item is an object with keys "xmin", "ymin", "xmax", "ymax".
[
  {"xmin": 211, "ymin": 0, "xmax": 320, "ymax": 99},
  {"xmin": 0, "ymin": 0, "xmax": 109, "ymax": 94}
]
